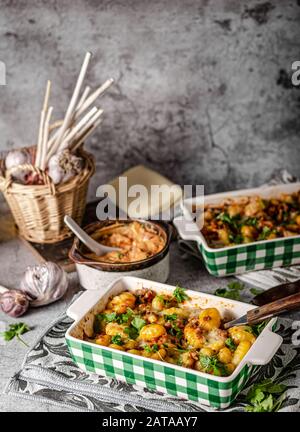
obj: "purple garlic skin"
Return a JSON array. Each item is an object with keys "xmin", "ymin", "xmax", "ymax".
[
  {"xmin": 0, "ymin": 289, "xmax": 29, "ymax": 317},
  {"xmin": 20, "ymin": 262, "xmax": 69, "ymax": 307}
]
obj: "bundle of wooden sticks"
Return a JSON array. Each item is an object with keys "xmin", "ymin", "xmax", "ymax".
[{"xmin": 34, "ymin": 51, "xmax": 113, "ymax": 171}]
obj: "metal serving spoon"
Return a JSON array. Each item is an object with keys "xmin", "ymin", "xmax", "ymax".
[{"xmin": 64, "ymin": 215, "xmax": 121, "ymax": 256}]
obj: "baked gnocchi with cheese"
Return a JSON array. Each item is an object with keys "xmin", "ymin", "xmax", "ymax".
[
  {"xmin": 81, "ymin": 286, "xmax": 264, "ymax": 377},
  {"xmin": 201, "ymin": 191, "xmax": 300, "ymax": 248}
]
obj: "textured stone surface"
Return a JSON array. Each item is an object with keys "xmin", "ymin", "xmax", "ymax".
[{"xmin": 0, "ymin": 0, "xmax": 299, "ymax": 202}]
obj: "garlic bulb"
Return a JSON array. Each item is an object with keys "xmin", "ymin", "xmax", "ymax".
[
  {"xmin": 5, "ymin": 149, "xmax": 30, "ymax": 170},
  {"xmin": 0, "ymin": 289, "xmax": 29, "ymax": 317},
  {"xmin": 47, "ymin": 150, "xmax": 84, "ymax": 185},
  {"xmin": 48, "ymin": 166, "xmax": 65, "ymax": 184},
  {"xmin": 20, "ymin": 262, "xmax": 68, "ymax": 307}
]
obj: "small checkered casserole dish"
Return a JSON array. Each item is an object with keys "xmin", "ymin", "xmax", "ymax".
[
  {"xmin": 174, "ymin": 182, "xmax": 300, "ymax": 277},
  {"xmin": 66, "ymin": 276, "xmax": 282, "ymax": 409}
]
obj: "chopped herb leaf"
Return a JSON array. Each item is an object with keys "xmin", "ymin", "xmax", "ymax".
[
  {"xmin": 125, "ymin": 326, "xmax": 138, "ymax": 340},
  {"xmin": 168, "ymin": 323, "xmax": 183, "ymax": 340},
  {"xmin": 199, "ymin": 355, "xmax": 227, "ymax": 376},
  {"xmin": 250, "ymin": 287, "xmax": 264, "ymax": 296},
  {"xmin": 225, "ymin": 337, "xmax": 236, "ymax": 352},
  {"xmin": 0, "ymin": 322, "xmax": 30, "ymax": 347},
  {"xmin": 118, "ymin": 308, "xmax": 134, "ymax": 324},
  {"xmin": 245, "ymin": 379, "xmax": 287, "ymax": 412},
  {"xmin": 258, "ymin": 226, "xmax": 273, "ymax": 240},
  {"xmin": 216, "ymin": 212, "xmax": 240, "ymax": 230},
  {"xmin": 251, "ymin": 321, "xmax": 268, "ymax": 337},
  {"xmin": 165, "ymin": 314, "xmax": 177, "ymax": 321},
  {"xmin": 173, "ymin": 286, "xmax": 189, "ymax": 303},
  {"xmin": 243, "ymin": 217, "xmax": 258, "ymax": 227},
  {"xmin": 111, "ymin": 334, "xmax": 123, "ymax": 346},
  {"xmin": 101, "ymin": 312, "xmax": 117, "ymax": 322},
  {"xmin": 124, "ymin": 315, "xmax": 146, "ymax": 340},
  {"xmin": 229, "ymin": 233, "xmax": 243, "ymax": 244},
  {"xmin": 214, "ymin": 281, "xmax": 244, "ymax": 301},
  {"xmin": 131, "ymin": 316, "xmax": 146, "ymax": 332},
  {"xmin": 144, "ymin": 343, "xmax": 159, "ymax": 353}
]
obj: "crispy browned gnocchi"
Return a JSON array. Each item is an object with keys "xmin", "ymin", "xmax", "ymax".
[
  {"xmin": 201, "ymin": 190, "xmax": 300, "ymax": 248},
  {"xmin": 84, "ymin": 286, "xmax": 262, "ymax": 377}
]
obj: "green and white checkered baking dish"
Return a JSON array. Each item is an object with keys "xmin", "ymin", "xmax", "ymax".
[
  {"xmin": 174, "ymin": 182, "xmax": 300, "ymax": 276},
  {"xmin": 66, "ymin": 276, "xmax": 282, "ymax": 409}
]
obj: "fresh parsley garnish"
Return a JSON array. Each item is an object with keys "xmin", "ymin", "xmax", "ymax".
[
  {"xmin": 111, "ymin": 334, "xmax": 123, "ymax": 346},
  {"xmin": 124, "ymin": 316, "xmax": 146, "ymax": 340},
  {"xmin": 250, "ymin": 287, "xmax": 264, "ymax": 296},
  {"xmin": 165, "ymin": 314, "xmax": 178, "ymax": 321},
  {"xmin": 243, "ymin": 325, "xmax": 254, "ymax": 334},
  {"xmin": 131, "ymin": 316, "xmax": 146, "ymax": 332},
  {"xmin": 98, "ymin": 308, "xmax": 134, "ymax": 325},
  {"xmin": 168, "ymin": 322, "xmax": 183, "ymax": 340},
  {"xmin": 119, "ymin": 308, "xmax": 134, "ymax": 323},
  {"xmin": 245, "ymin": 379, "xmax": 287, "ymax": 412},
  {"xmin": 214, "ymin": 281, "xmax": 244, "ymax": 301},
  {"xmin": 225, "ymin": 337, "xmax": 236, "ymax": 352},
  {"xmin": 243, "ymin": 217, "xmax": 258, "ymax": 227},
  {"xmin": 258, "ymin": 226, "xmax": 273, "ymax": 240},
  {"xmin": 0, "ymin": 322, "xmax": 30, "ymax": 347},
  {"xmin": 217, "ymin": 212, "xmax": 240, "ymax": 230},
  {"xmin": 125, "ymin": 326, "xmax": 138, "ymax": 340},
  {"xmin": 173, "ymin": 286, "xmax": 189, "ymax": 303},
  {"xmin": 199, "ymin": 355, "xmax": 227, "ymax": 376},
  {"xmin": 250, "ymin": 321, "xmax": 268, "ymax": 337},
  {"xmin": 229, "ymin": 233, "xmax": 243, "ymax": 244},
  {"xmin": 144, "ymin": 343, "xmax": 159, "ymax": 353},
  {"xmin": 100, "ymin": 312, "xmax": 117, "ymax": 322},
  {"xmin": 242, "ymin": 321, "xmax": 267, "ymax": 337}
]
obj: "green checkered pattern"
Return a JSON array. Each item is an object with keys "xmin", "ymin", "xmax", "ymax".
[
  {"xmin": 199, "ymin": 236, "xmax": 300, "ymax": 276},
  {"xmin": 66, "ymin": 338, "xmax": 254, "ymax": 409}
]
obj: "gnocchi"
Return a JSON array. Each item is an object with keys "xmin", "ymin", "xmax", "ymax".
[
  {"xmin": 107, "ymin": 292, "xmax": 136, "ymax": 314},
  {"xmin": 80, "ymin": 287, "xmax": 261, "ymax": 377},
  {"xmin": 202, "ymin": 190, "xmax": 300, "ymax": 248},
  {"xmin": 199, "ymin": 308, "xmax": 221, "ymax": 331}
]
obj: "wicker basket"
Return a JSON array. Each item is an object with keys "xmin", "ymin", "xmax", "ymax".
[{"xmin": 0, "ymin": 146, "xmax": 95, "ymax": 244}]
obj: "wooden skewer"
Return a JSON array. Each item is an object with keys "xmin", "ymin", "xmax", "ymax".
[
  {"xmin": 35, "ymin": 80, "xmax": 51, "ymax": 167},
  {"xmin": 35, "ymin": 110, "xmax": 45, "ymax": 168},
  {"xmin": 43, "ymin": 80, "xmax": 51, "ymax": 112},
  {"xmin": 76, "ymin": 78, "xmax": 114, "ymax": 117},
  {"xmin": 71, "ymin": 118, "xmax": 103, "ymax": 153},
  {"xmin": 46, "ymin": 51, "xmax": 92, "ymax": 162},
  {"xmin": 76, "ymin": 86, "xmax": 90, "ymax": 111},
  {"xmin": 71, "ymin": 108, "xmax": 103, "ymax": 144},
  {"xmin": 40, "ymin": 106, "xmax": 53, "ymax": 171},
  {"xmin": 59, "ymin": 106, "xmax": 99, "ymax": 150},
  {"xmin": 46, "ymin": 78, "xmax": 112, "ymax": 155}
]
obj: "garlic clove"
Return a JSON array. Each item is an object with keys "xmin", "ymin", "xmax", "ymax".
[
  {"xmin": 0, "ymin": 289, "xmax": 30, "ymax": 318},
  {"xmin": 48, "ymin": 165, "xmax": 64, "ymax": 184}
]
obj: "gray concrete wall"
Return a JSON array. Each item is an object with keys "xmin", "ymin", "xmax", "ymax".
[{"xmin": 0, "ymin": 0, "xmax": 299, "ymax": 200}]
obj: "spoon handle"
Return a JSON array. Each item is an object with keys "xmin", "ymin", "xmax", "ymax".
[
  {"xmin": 64, "ymin": 215, "xmax": 121, "ymax": 255},
  {"xmin": 64, "ymin": 215, "xmax": 103, "ymax": 255}
]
